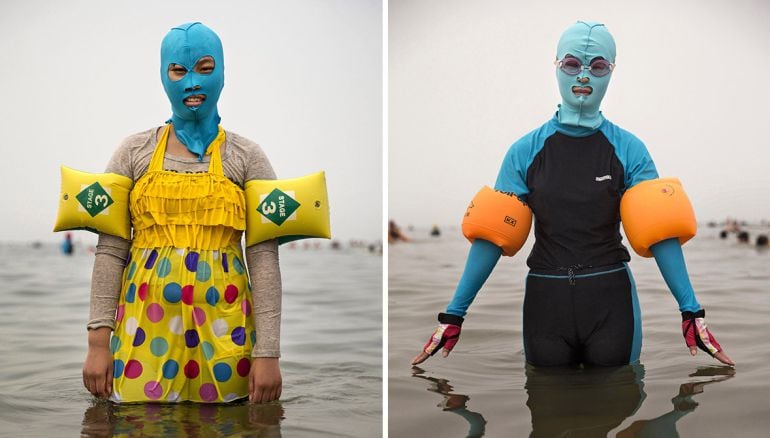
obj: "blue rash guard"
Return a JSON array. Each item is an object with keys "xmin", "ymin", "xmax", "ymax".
[{"xmin": 445, "ymin": 113, "xmax": 701, "ymax": 365}]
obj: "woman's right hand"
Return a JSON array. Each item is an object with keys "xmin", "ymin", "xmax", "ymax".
[
  {"xmin": 83, "ymin": 327, "xmax": 114, "ymax": 398},
  {"xmin": 411, "ymin": 313, "xmax": 464, "ymax": 365},
  {"xmin": 83, "ymin": 346, "xmax": 114, "ymax": 398}
]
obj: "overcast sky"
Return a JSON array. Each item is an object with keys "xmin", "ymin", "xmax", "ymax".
[
  {"xmin": 3, "ymin": 0, "xmax": 769, "ymax": 244},
  {"xmin": 0, "ymin": 0, "xmax": 381, "ymax": 243},
  {"xmin": 390, "ymin": 0, "xmax": 770, "ymax": 229}
]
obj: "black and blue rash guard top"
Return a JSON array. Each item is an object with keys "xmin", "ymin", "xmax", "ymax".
[
  {"xmin": 444, "ymin": 113, "xmax": 702, "ymax": 318},
  {"xmin": 495, "ymin": 113, "xmax": 658, "ymax": 270}
]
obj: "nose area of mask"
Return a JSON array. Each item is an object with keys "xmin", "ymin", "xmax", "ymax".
[
  {"xmin": 182, "ymin": 73, "xmax": 197, "ymax": 93},
  {"xmin": 160, "ymin": 22, "xmax": 225, "ymax": 119}
]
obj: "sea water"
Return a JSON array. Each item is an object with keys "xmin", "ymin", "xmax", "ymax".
[
  {"xmin": 0, "ymin": 241, "xmax": 382, "ymax": 437},
  {"xmin": 389, "ymin": 225, "xmax": 770, "ymax": 437}
]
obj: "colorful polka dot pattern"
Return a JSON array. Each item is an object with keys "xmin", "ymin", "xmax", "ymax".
[{"xmin": 112, "ymin": 244, "xmax": 254, "ymax": 403}]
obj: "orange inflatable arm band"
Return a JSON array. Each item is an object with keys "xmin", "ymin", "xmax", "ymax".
[
  {"xmin": 461, "ymin": 186, "xmax": 532, "ymax": 257},
  {"xmin": 620, "ymin": 178, "xmax": 697, "ymax": 258}
]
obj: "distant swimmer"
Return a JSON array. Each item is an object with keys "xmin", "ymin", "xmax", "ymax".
[
  {"xmin": 724, "ymin": 218, "xmax": 741, "ymax": 233},
  {"xmin": 389, "ymin": 220, "xmax": 409, "ymax": 243},
  {"xmin": 61, "ymin": 232, "xmax": 74, "ymax": 255},
  {"xmin": 738, "ymin": 231, "xmax": 750, "ymax": 243},
  {"xmin": 430, "ymin": 225, "xmax": 441, "ymax": 237},
  {"xmin": 719, "ymin": 230, "xmax": 728, "ymax": 239},
  {"xmin": 756, "ymin": 235, "xmax": 768, "ymax": 247}
]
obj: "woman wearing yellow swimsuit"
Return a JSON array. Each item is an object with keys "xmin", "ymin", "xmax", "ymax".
[{"xmin": 82, "ymin": 22, "xmax": 282, "ymax": 404}]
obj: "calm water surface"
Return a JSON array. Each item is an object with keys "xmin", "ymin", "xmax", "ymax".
[
  {"xmin": 0, "ymin": 241, "xmax": 382, "ymax": 437},
  {"xmin": 389, "ymin": 226, "xmax": 770, "ymax": 437}
]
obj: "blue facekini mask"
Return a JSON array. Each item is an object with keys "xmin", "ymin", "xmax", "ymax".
[
  {"xmin": 160, "ymin": 22, "xmax": 224, "ymax": 160},
  {"xmin": 555, "ymin": 21, "xmax": 616, "ymax": 129}
]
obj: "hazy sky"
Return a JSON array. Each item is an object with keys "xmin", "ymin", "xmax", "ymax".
[
  {"xmin": 390, "ymin": 0, "xmax": 770, "ymax": 228},
  {"xmin": 3, "ymin": 0, "xmax": 770, "ymax": 244},
  {"xmin": 0, "ymin": 0, "xmax": 382, "ymax": 243}
]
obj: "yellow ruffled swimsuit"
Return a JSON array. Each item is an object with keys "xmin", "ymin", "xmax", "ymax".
[{"xmin": 111, "ymin": 125, "xmax": 254, "ymax": 403}]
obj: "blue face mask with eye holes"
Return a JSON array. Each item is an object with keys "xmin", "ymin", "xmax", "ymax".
[
  {"xmin": 160, "ymin": 22, "xmax": 224, "ymax": 160},
  {"xmin": 555, "ymin": 21, "xmax": 616, "ymax": 129}
]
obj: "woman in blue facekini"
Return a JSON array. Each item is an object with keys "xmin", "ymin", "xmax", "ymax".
[
  {"xmin": 413, "ymin": 21, "xmax": 734, "ymax": 368},
  {"xmin": 83, "ymin": 23, "xmax": 283, "ymax": 404}
]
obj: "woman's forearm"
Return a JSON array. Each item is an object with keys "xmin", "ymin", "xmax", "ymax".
[
  {"xmin": 88, "ymin": 234, "xmax": 131, "ymax": 330},
  {"xmin": 245, "ymin": 240, "xmax": 282, "ymax": 358}
]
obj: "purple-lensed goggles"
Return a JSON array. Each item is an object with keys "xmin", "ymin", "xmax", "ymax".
[{"xmin": 555, "ymin": 56, "xmax": 615, "ymax": 77}]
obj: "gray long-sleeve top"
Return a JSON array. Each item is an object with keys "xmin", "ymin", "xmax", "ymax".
[{"xmin": 88, "ymin": 126, "xmax": 282, "ymax": 357}]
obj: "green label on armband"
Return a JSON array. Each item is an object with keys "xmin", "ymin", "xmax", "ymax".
[
  {"xmin": 76, "ymin": 182, "xmax": 114, "ymax": 217},
  {"xmin": 257, "ymin": 188, "xmax": 300, "ymax": 226}
]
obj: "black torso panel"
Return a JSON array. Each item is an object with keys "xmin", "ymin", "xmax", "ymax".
[{"xmin": 525, "ymin": 131, "xmax": 630, "ymax": 269}]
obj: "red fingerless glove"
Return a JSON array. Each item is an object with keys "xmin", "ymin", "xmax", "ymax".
[
  {"xmin": 423, "ymin": 313, "xmax": 464, "ymax": 356},
  {"xmin": 682, "ymin": 309, "xmax": 722, "ymax": 357}
]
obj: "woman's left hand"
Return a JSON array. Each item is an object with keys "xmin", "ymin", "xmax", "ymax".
[
  {"xmin": 249, "ymin": 357, "xmax": 282, "ymax": 403},
  {"xmin": 682, "ymin": 310, "xmax": 735, "ymax": 366}
]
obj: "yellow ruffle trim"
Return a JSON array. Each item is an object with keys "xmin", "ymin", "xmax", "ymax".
[{"xmin": 130, "ymin": 171, "xmax": 246, "ymax": 250}]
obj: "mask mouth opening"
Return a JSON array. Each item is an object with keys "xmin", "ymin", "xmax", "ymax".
[
  {"xmin": 183, "ymin": 94, "xmax": 207, "ymax": 107},
  {"xmin": 571, "ymin": 86, "xmax": 592, "ymax": 96}
]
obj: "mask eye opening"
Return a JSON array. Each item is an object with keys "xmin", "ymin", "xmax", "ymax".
[
  {"xmin": 555, "ymin": 55, "xmax": 583, "ymax": 76},
  {"xmin": 193, "ymin": 56, "xmax": 216, "ymax": 75},
  {"xmin": 167, "ymin": 63, "xmax": 188, "ymax": 82}
]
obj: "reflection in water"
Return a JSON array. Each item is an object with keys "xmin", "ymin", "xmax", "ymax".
[
  {"xmin": 412, "ymin": 366, "xmax": 487, "ymax": 438},
  {"xmin": 526, "ymin": 363, "xmax": 647, "ymax": 437},
  {"xmin": 617, "ymin": 366, "xmax": 735, "ymax": 437},
  {"xmin": 526, "ymin": 363, "xmax": 735, "ymax": 437},
  {"xmin": 81, "ymin": 399, "xmax": 284, "ymax": 438},
  {"xmin": 412, "ymin": 363, "xmax": 735, "ymax": 437}
]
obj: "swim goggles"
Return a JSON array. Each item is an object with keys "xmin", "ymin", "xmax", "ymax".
[{"xmin": 555, "ymin": 56, "xmax": 615, "ymax": 77}]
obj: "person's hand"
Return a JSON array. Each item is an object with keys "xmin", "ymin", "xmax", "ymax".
[
  {"xmin": 682, "ymin": 310, "xmax": 734, "ymax": 366},
  {"xmin": 83, "ymin": 345, "xmax": 114, "ymax": 398},
  {"xmin": 249, "ymin": 357, "xmax": 282, "ymax": 403},
  {"xmin": 411, "ymin": 313, "xmax": 464, "ymax": 365}
]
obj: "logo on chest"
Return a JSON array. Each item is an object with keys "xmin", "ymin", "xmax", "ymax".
[{"xmin": 595, "ymin": 175, "xmax": 612, "ymax": 182}]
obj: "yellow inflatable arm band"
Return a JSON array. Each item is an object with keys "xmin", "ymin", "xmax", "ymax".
[
  {"xmin": 620, "ymin": 177, "xmax": 697, "ymax": 258},
  {"xmin": 53, "ymin": 166, "xmax": 133, "ymax": 239},
  {"xmin": 461, "ymin": 186, "xmax": 532, "ymax": 257},
  {"xmin": 245, "ymin": 171, "xmax": 331, "ymax": 246}
]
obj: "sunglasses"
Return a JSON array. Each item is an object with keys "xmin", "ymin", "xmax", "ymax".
[{"xmin": 555, "ymin": 57, "xmax": 615, "ymax": 77}]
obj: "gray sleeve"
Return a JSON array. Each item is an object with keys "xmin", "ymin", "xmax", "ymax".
[
  {"xmin": 239, "ymin": 137, "xmax": 282, "ymax": 357},
  {"xmin": 104, "ymin": 138, "xmax": 135, "ymax": 179},
  {"xmin": 87, "ymin": 138, "xmax": 135, "ymax": 330},
  {"xmin": 245, "ymin": 240, "xmax": 282, "ymax": 357},
  {"xmin": 88, "ymin": 233, "xmax": 130, "ymax": 330},
  {"xmin": 244, "ymin": 141, "xmax": 277, "ymax": 181}
]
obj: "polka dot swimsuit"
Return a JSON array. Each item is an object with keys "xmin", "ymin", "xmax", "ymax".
[{"xmin": 111, "ymin": 125, "xmax": 254, "ymax": 403}]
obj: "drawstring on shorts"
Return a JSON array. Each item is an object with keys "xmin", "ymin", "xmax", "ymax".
[{"xmin": 558, "ymin": 264, "xmax": 585, "ymax": 286}]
